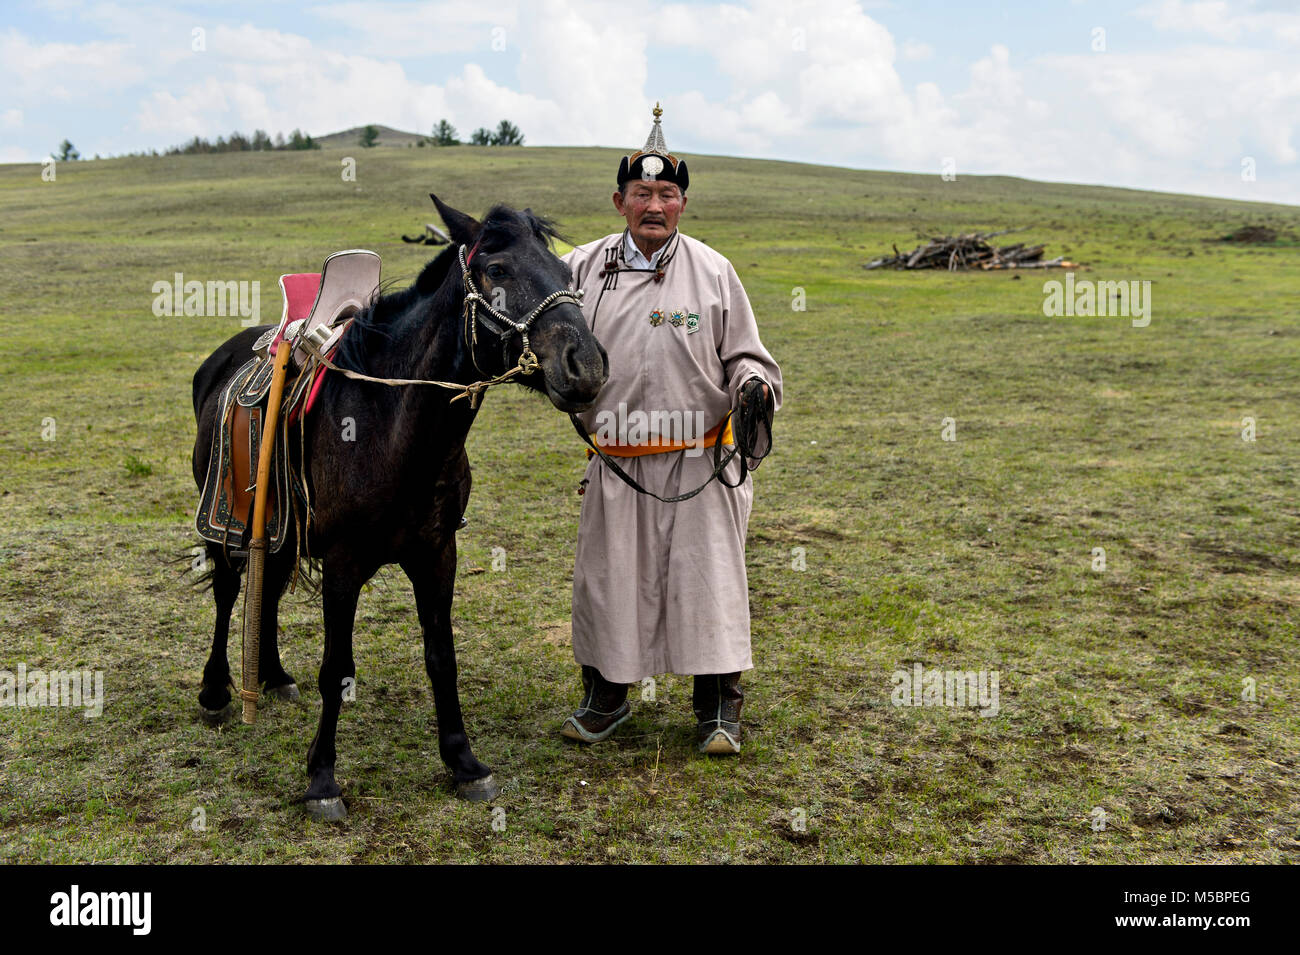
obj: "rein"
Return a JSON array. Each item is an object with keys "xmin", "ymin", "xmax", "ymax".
[
  {"xmin": 300, "ymin": 243, "xmax": 583, "ymax": 409},
  {"xmin": 570, "ymin": 379, "xmax": 774, "ymax": 504}
]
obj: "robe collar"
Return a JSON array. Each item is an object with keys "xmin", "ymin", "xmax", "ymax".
[{"xmin": 623, "ymin": 229, "xmax": 671, "ymax": 269}]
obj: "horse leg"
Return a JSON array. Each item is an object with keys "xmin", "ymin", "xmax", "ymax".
[
  {"xmin": 402, "ymin": 545, "xmax": 499, "ymax": 802},
  {"xmin": 258, "ymin": 550, "xmax": 299, "ymax": 701},
  {"xmin": 303, "ymin": 549, "xmax": 370, "ymax": 821},
  {"xmin": 199, "ymin": 544, "xmax": 240, "ymax": 724}
]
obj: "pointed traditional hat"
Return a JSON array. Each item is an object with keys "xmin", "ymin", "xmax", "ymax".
[{"xmin": 617, "ymin": 102, "xmax": 689, "ymax": 192}]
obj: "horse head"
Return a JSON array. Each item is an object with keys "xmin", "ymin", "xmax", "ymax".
[{"xmin": 431, "ymin": 195, "xmax": 608, "ymax": 413}]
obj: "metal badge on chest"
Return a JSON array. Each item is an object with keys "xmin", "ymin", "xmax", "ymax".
[{"xmin": 649, "ymin": 306, "xmax": 699, "ymax": 332}]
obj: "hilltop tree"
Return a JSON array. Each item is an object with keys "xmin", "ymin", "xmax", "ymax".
[
  {"xmin": 493, "ymin": 120, "xmax": 524, "ymax": 146},
  {"xmin": 55, "ymin": 140, "xmax": 80, "ymax": 161},
  {"xmin": 469, "ymin": 127, "xmax": 493, "ymax": 146},
  {"xmin": 359, "ymin": 125, "xmax": 380, "ymax": 148},
  {"xmin": 287, "ymin": 129, "xmax": 319, "ymax": 150},
  {"xmin": 430, "ymin": 119, "xmax": 459, "ymax": 146}
]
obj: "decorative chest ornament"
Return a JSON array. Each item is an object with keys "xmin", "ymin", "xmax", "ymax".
[
  {"xmin": 686, "ymin": 312, "xmax": 700, "ymax": 334},
  {"xmin": 669, "ymin": 308, "xmax": 686, "ymax": 327},
  {"xmin": 649, "ymin": 308, "xmax": 665, "ymax": 327}
]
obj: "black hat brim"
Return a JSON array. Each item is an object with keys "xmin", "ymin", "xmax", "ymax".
[{"xmin": 618, "ymin": 155, "xmax": 688, "ymax": 193}]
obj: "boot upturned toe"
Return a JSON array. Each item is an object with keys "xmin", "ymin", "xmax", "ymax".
[
  {"xmin": 560, "ymin": 665, "xmax": 631, "ymax": 744},
  {"xmin": 561, "ymin": 700, "xmax": 632, "ymax": 742},
  {"xmin": 697, "ymin": 721, "xmax": 741, "ymax": 755},
  {"xmin": 693, "ymin": 672, "xmax": 744, "ymax": 756}
]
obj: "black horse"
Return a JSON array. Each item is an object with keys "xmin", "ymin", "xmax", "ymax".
[{"xmin": 191, "ymin": 197, "xmax": 608, "ymax": 818}]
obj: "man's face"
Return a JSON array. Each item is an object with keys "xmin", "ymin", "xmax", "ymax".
[{"xmin": 613, "ymin": 178, "xmax": 687, "ymax": 248}]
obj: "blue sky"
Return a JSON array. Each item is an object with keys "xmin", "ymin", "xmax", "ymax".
[{"xmin": 2, "ymin": 0, "xmax": 1298, "ymax": 203}]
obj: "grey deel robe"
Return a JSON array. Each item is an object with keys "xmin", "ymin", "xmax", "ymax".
[{"xmin": 560, "ymin": 230, "xmax": 783, "ymax": 684}]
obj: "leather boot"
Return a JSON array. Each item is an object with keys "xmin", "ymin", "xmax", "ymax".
[
  {"xmin": 560, "ymin": 664, "xmax": 631, "ymax": 743},
  {"xmin": 693, "ymin": 672, "xmax": 743, "ymax": 755}
]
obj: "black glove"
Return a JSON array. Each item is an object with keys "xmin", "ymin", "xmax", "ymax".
[{"xmin": 735, "ymin": 377, "xmax": 774, "ymax": 467}]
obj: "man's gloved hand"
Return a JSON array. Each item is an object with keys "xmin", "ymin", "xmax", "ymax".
[
  {"xmin": 738, "ymin": 376, "xmax": 771, "ymax": 413},
  {"xmin": 735, "ymin": 377, "xmax": 774, "ymax": 465}
]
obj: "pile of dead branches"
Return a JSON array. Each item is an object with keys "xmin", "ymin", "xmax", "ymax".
[{"xmin": 864, "ymin": 229, "xmax": 1078, "ymax": 271}]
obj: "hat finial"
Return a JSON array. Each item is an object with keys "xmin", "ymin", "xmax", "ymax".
[
  {"xmin": 643, "ymin": 103, "xmax": 668, "ymax": 155},
  {"xmin": 618, "ymin": 100, "xmax": 688, "ymax": 192}
]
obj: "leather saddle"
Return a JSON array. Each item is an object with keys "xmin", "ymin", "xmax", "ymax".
[{"xmin": 195, "ymin": 250, "xmax": 381, "ymax": 555}]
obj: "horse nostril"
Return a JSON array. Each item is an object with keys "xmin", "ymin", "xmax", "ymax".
[{"xmin": 564, "ymin": 343, "xmax": 583, "ymax": 382}]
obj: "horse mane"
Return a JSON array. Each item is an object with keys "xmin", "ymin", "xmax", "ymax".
[
  {"xmin": 333, "ymin": 205, "xmax": 565, "ymax": 374},
  {"xmin": 476, "ymin": 204, "xmax": 565, "ymax": 253}
]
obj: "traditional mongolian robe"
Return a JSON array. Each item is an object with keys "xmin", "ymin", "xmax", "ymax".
[{"xmin": 561, "ymin": 230, "xmax": 783, "ymax": 684}]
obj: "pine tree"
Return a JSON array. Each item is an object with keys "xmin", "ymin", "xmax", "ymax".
[
  {"xmin": 493, "ymin": 120, "xmax": 524, "ymax": 146},
  {"xmin": 430, "ymin": 119, "xmax": 460, "ymax": 146}
]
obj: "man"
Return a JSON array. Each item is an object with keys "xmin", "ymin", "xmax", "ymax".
[{"xmin": 559, "ymin": 104, "xmax": 783, "ymax": 755}]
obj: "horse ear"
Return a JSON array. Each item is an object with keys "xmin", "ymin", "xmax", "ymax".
[{"xmin": 430, "ymin": 194, "xmax": 481, "ymax": 245}]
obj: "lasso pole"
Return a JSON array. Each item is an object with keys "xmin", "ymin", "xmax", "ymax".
[{"xmin": 241, "ymin": 341, "xmax": 293, "ymax": 725}]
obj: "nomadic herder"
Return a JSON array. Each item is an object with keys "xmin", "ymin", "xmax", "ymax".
[{"xmin": 559, "ymin": 104, "xmax": 783, "ymax": 754}]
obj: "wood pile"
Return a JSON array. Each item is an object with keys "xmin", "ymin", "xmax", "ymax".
[
  {"xmin": 1217, "ymin": 225, "xmax": 1278, "ymax": 244},
  {"xmin": 864, "ymin": 229, "xmax": 1079, "ymax": 271}
]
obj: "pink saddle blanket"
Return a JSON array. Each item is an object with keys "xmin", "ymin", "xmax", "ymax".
[
  {"xmin": 271, "ymin": 272, "xmax": 332, "ymax": 424},
  {"xmin": 265, "ymin": 250, "xmax": 379, "ymax": 423}
]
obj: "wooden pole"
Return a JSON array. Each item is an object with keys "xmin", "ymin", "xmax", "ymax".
[{"xmin": 241, "ymin": 341, "xmax": 294, "ymax": 725}]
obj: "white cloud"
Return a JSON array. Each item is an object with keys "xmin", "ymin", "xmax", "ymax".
[
  {"xmin": 514, "ymin": 0, "xmax": 648, "ymax": 147},
  {"xmin": 308, "ymin": 1, "xmax": 517, "ymax": 57},
  {"xmin": 0, "ymin": 29, "xmax": 146, "ymax": 100},
  {"xmin": 1136, "ymin": 0, "xmax": 1300, "ymax": 45},
  {"xmin": 0, "ymin": 0, "xmax": 1296, "ymax": 204}
]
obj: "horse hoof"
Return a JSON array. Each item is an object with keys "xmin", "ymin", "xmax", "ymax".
[
  {"xmin": 266, "ymin": 683, "xmax": 300, "ymax": 702},
  {"xmin": 199, "ymin": 702, "xmax": 237, "ymax": 726},
  {"xmin": 455, "ymin": 774, "xmax": 500, "ymax": 803},
  {"xmin": 305, "ymin": 797, "xmax": 348, "ymax": 822}
]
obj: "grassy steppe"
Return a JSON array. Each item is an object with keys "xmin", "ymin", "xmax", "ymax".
[{"xmin": 0, "ymin": 145, "xmax": 1297, "ymax": 862}]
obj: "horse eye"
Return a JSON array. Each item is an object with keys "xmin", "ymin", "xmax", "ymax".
[{"xmin": 486, "ymin": 264, "xmax": 507, "ymax": 280}]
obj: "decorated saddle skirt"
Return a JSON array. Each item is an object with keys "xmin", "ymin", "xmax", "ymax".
[{"xmin": 195, "ymin": 356, "xmax": 293, "ymax": 555}]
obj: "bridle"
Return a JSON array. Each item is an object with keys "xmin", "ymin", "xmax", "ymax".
[
  {"xmin": 458, "ymin": 240, "xmax": 585, "ymax": 380},
  {"xmin": 303, "ymin": 240, "xmax": 585, "ymax": 409}
]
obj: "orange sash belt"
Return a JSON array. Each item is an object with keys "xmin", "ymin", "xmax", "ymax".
[{"xmin": 587, "ymin": 416, "xmax": 734, "ymax": 459}]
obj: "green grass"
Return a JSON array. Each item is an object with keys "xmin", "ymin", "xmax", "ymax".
[{"xmin": 1, "ymin": 146, "xmax": 1298, "ymax": 862}]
